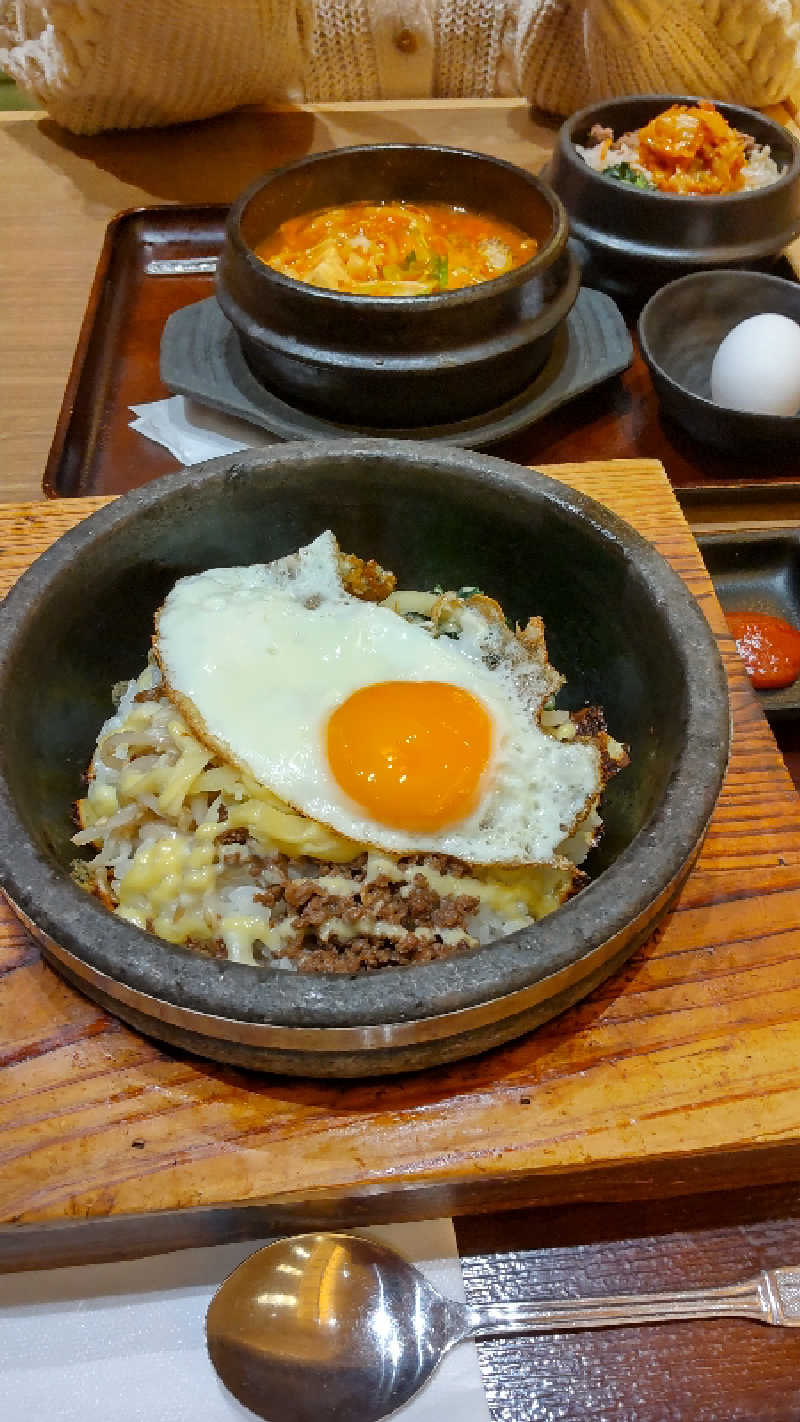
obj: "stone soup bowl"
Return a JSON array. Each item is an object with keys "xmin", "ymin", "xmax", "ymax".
[
  {"xmin": 0, "ymin": 441, "xmax": 729, "ymax": 1076},
  {"xmin": 215, "ymin": 145, "xmax": 579, "ymax": 426}
]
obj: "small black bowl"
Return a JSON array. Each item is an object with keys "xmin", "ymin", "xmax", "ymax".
[
  {"xmin": 0, "ymin": 440, "xmax": 729, "ymax": 1076},
  {"xmin": 215, "ymin": 144, "xmax": 579, "ymax": 427},
  {"xmin": 638, "ymin": 269, "xmax": 800, "ymax": 455},
  {"xmin": 548, "ymin": 94, "xmax": 800, "ymax": 302}
]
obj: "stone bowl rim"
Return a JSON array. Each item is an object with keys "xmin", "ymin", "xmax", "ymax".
[{"xmin": 222, "ymin": 141, "xmax": 570, "ymax": 314}]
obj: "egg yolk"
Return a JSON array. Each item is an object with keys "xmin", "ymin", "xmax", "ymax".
[{"xmin": 326, "ymin": 680, "xmax": 492, "ymax": 831}]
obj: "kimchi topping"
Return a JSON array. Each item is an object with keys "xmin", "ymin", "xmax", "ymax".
[
  {"xmin": 577, "ymin": 100, "xmax": 780, "ymax": 196},
  {"xmin": 636, "ymin": 101, "xmax": 749, "ymax": 194}
]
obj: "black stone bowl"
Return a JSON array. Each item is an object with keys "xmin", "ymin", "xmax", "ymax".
[
  {"xmin": 548, "ymin": 94, "xmax": 800, "ymax": 304},
  {"xmin": 215, "ymin": 145, "xmax": 579, "ymax": 427},
  {"xmin": 639, "ymin": 270, "xmax": 800, "ymax": 455},
  {"xmin": 0, "ymin": 441, "xmax": 730, "ymax": 1077}
]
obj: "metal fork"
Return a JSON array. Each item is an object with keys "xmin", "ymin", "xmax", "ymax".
[
  {"xmin": 467, "ymin": 1265, "xmax": 800, "ymax": 1331},
  {"xmin": 145, "ymin": 257, "xmax": 218, "ymax": 276}
]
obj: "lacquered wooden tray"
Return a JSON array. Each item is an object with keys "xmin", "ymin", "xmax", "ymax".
[
  {"xmin": 42, "ymin": 206, "xmax": 800, "ymax": 497},
  {"xmin": 3, "ymin": 459, "xmax": 800, "ymax": 1269}
]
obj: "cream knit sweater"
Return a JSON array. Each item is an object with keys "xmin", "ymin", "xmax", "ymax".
[{"xmin": 2, "ymin": 0, "xmax": 799, "ymax": 135}]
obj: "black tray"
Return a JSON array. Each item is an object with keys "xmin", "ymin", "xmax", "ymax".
[
  {"xmin": 697, "ymin": 526, "xmax": 800, "ymax": 716},
  {"xmin": 43, "ymin": 205, "xmax": 800, "ymax": 496}
]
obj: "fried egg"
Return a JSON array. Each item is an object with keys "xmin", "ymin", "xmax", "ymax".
[{"xmin": 154, "ymin": 531, "xmax": 602, "ymax": 866}]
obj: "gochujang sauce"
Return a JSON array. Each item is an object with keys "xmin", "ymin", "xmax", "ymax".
[{"xmin": 726, "ymin": 611, "xmax": 800, "ymax": 689}]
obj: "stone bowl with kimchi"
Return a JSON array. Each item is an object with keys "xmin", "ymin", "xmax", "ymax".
[
  {"xmin": 215, "ymin": 144, "xmax": 580, "ymax": 426},
  {"xmin": 548, "ymin": 94, "xmax": 800, "ymax": 303}
]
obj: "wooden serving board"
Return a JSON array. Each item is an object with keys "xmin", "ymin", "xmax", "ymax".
[{"xmin": 3, "ymin": 458, "xmax": 800, "ymax": 1268}]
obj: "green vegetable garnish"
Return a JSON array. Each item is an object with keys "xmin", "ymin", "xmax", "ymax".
[
  {"xmin": 603, "ymin": 162, "xmax": 655, "ymax": 190},
  {"xmin": 431, "ymin": 584, "xmax": 485, "ymax": 598},
  {"xmin": 429, "ymin": 252, "xmax": 449, "ymax": 289}
]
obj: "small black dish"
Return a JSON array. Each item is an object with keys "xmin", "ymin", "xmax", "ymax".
[
  {"xmin": 160, "ymin": 286, "xmax": 632, "ymax": 449},
  {"xmin": 215, "ymin": 144, "xmax": 578, "ymax": 426},
  {"xmin": 638, "ymin": 270, "xmax": 800, "ymax": 455},
  {"xmin": 698, "ymin": 527, "xmax": 800, "ymax": 717},
  {"xmin": 548, "ymin": 94, "xmax": 800, "ymax": 302}
]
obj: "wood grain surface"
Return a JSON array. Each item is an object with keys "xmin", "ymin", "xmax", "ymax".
[
  {"xmin": 458, "ymin": 1183, "xmax": 800, "ymax": 1421},
  {"xmin": 2, "ymin": 459, "xmax": 800, "ymax": 1269}
]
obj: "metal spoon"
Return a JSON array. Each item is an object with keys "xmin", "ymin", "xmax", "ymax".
[{"xmin": 206, "ymin": 1231, "xmax": 800, "ymax": 1422}]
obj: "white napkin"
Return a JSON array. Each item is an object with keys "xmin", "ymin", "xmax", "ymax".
[
  {"xmin": 0, "ymin": 1218, "xmax": 489, "ymax": 1422},
  {"xmin": 130, "ymin": 397, "xmax": 276, "ymax": 465}
]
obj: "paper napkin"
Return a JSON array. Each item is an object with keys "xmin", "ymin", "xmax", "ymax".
[
  {"xmin": 0, "ymin": 1217, "xmax": 490, "ymax": 1422},
  {"xmin": 130, "ymin": 397, "xmax": 277, "ymax": 466}
]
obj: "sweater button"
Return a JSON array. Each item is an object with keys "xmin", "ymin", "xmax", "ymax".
[{"xmin": 394, "ymin": 27, "xmax": 419, "ymax": 54}]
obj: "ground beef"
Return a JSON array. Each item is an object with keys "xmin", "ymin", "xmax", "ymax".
[
  {"xmin": 252, "ymin": 886, "xmax": 284, "ymax": 907},
  {"xmin": 359, "ymin": 875, "xmax": 407, "ymax": 921},
  {"xmin": 404, "ymin": 874, "xmax": 441, "ymax": 919},
  {"xmin": 284, "ymin": 928, "xmax": 472, "ymax": 973},
  {"xmin": 571, "ymin": 706, "xmax": 607, "ymax": 739},
  {"xmin": 400, "ymin": 852, "xmax": 472, "ymax": 877},
  {"xmin": 182, "ymin": 935, "xmax": 226, "ymax": 959},
  {"xmin": 245, "ymin": 853, "xmax": 484, "ymax": 972},
  {"xmin": 432, "ymin": 894, "xmax": 481, "ymax": 928},
  {"xmin": 283, "ymin": 880, "xmax": 320, "ymax": 910},
  {"xmin": 295, "ymin": 891, "xmax": 339, "ymax": 929}
]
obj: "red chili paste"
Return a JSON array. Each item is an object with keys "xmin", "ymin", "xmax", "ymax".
[{"xmin": 726, "ymin": 611, "xmax": 800, "ymax": 689}]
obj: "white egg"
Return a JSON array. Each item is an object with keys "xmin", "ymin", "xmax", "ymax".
[
  {"xmin": 154, "ymin": 531, "xmax": 601, "ymax": 866},
  {"xmin": 710, "ymin": 312, "xmax": 800, "ymax": 416}
]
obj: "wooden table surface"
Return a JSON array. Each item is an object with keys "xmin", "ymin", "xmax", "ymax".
[{"xmin": 4, "ymin": 104, "xmax": 800, "ymax": 1420}]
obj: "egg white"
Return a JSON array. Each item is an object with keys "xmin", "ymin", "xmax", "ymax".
[
  {"xmin": 711, "ymin": 312, "xmax": 800, "ymax": 417},
  {"xmin": 154, "ymin": 531, "xmax": 601, "ymax": 866}
]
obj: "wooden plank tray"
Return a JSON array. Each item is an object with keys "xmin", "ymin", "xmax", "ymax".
[
  {"xmin": 3, "ymin": 458, "xmax": 800, "ymax": 1266},
  {"xmin": 42, "ymin": 205, "xmax": 800, "ymax": 498}
]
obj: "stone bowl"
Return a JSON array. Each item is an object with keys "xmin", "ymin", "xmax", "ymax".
[
  {"xmin": 638, "ymin": 270, "xmax": 800, "ymax": 455},
  {"xmin": 548, "ymin": 94, "xmax": 800, "ymax": 304},
  {"xmin": 0, "ymin": 441, "xmax": 730, "ymax": 1076},
  {"xmin": 215, "ymin": 144, "xmax": 579, "ymax": 426}
]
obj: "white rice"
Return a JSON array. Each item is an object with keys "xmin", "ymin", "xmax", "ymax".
[{"xmin": 576, "ymin": 132, "xmax": 781, "ymax": 191}]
